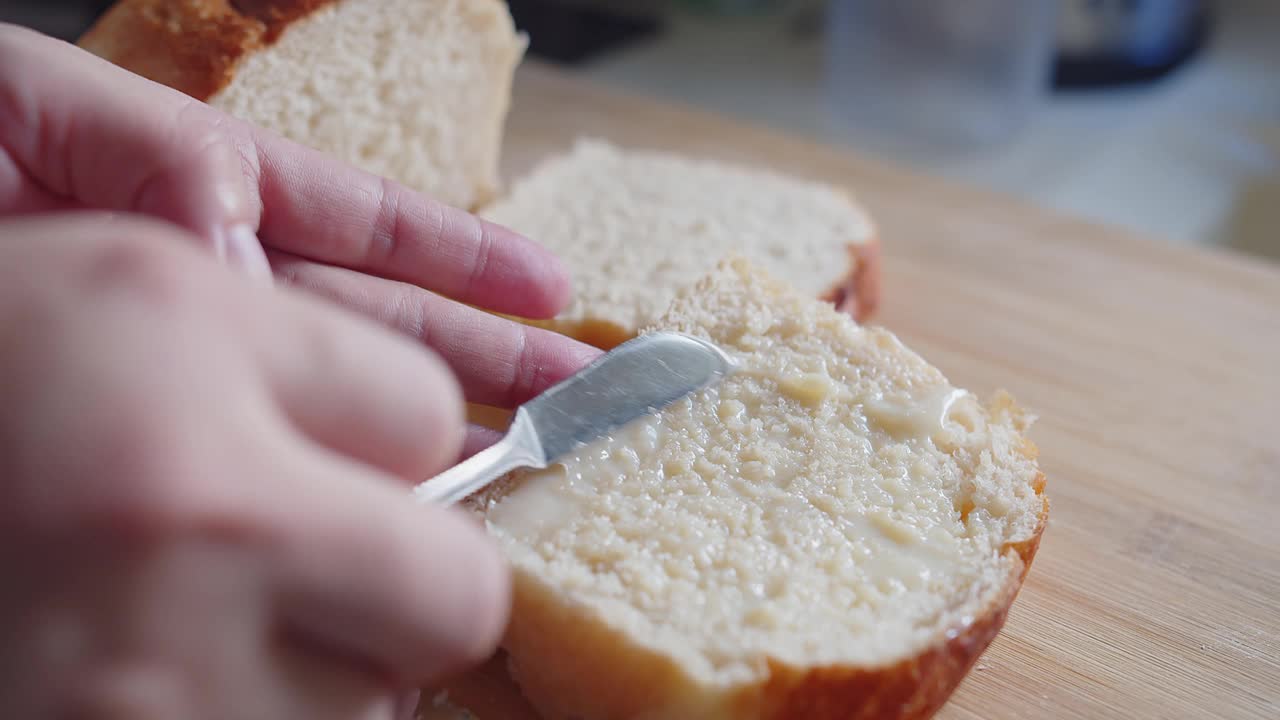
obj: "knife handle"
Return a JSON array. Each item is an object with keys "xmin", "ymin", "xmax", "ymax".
[{"xmin": 412, "ymin": 409, "xmax": 545, "ymax": 506}]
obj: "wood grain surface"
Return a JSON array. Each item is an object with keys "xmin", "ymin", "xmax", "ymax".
[{"xmin": 428, "ymin": 63, "xmax": 1280, "ymax": 720}]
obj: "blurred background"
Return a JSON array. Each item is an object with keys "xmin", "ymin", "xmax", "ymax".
[{"xmin": 2, "ymin": 0, "xmax": 1277, "ymax": 262}]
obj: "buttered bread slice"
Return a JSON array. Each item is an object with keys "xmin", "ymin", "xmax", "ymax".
[
  {"xmin": 480, "ymin": 140, "xmax": 881, "ymax": 349},
  {"xmin": 471, "ymin": 257, "xmax": 1047, "ymax": 720}
]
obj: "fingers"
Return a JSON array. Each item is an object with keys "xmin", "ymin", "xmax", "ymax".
[
  {"xmin": 250, "ymin": 278, "xmax": 467, "ymax": 484},
  {"xmin": 267, "ymin": 640, "xmax": 402, "ymax": 720},
  {"xmin": 271, "ymin": 254, "xmax": 602, "ymax": 409},
  {"xmin": 0, "ymin": 24, "xmax": 568, "ymax": 312},
  {"xmin": 393, "ymin": 691, "xmax": 421, "ymax": 720},
  {"xmin": 0, "ymin": 25, "xmax": 270, "ymax": 280},
  {"xmin": 249, "ymin": 133, "xmax": 570, "ymax": 317},
  {"xmin": 11, "ymin": 209, "xmax": 469, "ymax": 485},
  {"xmin": 464, "ymin": 424, "xmax": 505, "ymax": 460},
  {"xmin": 0, "ymin": 150, "xmax": 76, "ymax": 215},
  {"xmin": 264, "ymin": 448, "xmax": 510, "ymax": 687}
]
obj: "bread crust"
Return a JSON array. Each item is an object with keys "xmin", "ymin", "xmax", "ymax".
[
  {"xmin": 509, "ymin": 240, "xmax": 884, "ymax": 353},
  {"xmin": 493, "ymin": 471, "xmax": 1047, "ymax": 720},
  {"xmin": 755, "ymin": 486, "xmax": 1047, "ymax": 720},
  {"xmin": 78, "ymin": 0, "xmax": 341, "ymax": 100},
  {"xmin": 822, "ymin": 235, "xmax": 882, "ymax": 324},
  {"xmin": 425, "ymin": 652, "xmax": 542, "ymax": 719}
]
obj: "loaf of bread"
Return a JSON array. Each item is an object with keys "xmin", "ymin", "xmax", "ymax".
[
  {"xmin": 468, "ymin": 256, "xmax": 1047, "ymax": 720},
  {"xmin": 79, "ymin": 0, "xmax": 526, "ymax": 210},
  {"xmin": 480, "ymin": 139, "xmax": 882, "ymax": 349}
]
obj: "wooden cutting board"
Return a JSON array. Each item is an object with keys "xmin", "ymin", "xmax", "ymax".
[{"xmin": 430, "ymin": 63, "xmax": 1280, "ymax": 720}]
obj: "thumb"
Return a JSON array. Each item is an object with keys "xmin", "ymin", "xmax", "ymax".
[{"xmin": 0, "ymin": 24, "xmax": 271, "ymax": 281}]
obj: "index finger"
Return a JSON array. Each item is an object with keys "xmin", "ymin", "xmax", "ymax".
[
  {"xmin": 0, "ymin": 25, "xmax": 269, "ymax": 278},
  {"xmin": 6, "ymin": 26, "xmax": 569, "ymax": 315},
  {"xmin": 247, "ymin": 131, "xmax": 572, "ymax": 320}
]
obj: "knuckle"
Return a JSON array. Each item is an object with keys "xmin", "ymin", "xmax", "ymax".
[
  {"xmin": 295, "ymin": 308, "xmax": 355, "ymax": 379},
  {"xmin": 0, "ymin": 28, "xmax": 40, "ymax": 145},
  {"xmin": 79, "ymin": 226, "xmax": 200, "ymax": 308},
  {"xmin": 165, "ymin": 97, "xmax": 231, "ymax": 156},
  {"xmin": 23, "ymin": 392, "xmax": 220, "ymax": 542},
  {"xmin": 129, "ymin": 100, "xmax": 253, "ymax": 222},
  {"xmin": 83, "ymin": 416, "xmax": 207, "ymax": 539},
  {"xmin": 62, "ymin": 667, "xmax": 186, "ymax": 720},
  {"xmin": 424, "ymin": 518, "xmax": 510, "ymax": 673},
  {"xmin": 418, "ymin": 346, "xmax": 461, "ymax": 403},
  {"xmin": 506, "ymin": 325, "xmax": 541, "ymax": 406},
  {"xmin": 403, "ymin": 286, "xmax": 434, "ymax": 347},
  {"xmin": 364, "ymin": 175, "xmax": 409, "ymax": 268},
  {"xmin": 460, "ymin": 544, "xmax": 510, "ymax": 666},
  {"xmin": 419, "ymin": 358, "xmax": 464, "ymax": 446},
  {"xmin": 462, "ymin": 215, "xmax": 494, "ymax": 297},
  {"xmin": 176, "ymin": 113, "xmax": 239, "ymax": 174}
]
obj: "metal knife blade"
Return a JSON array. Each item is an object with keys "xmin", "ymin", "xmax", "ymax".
[{"xmin": 412, "ymin": 331, "xmax": 735, "ymax": 506}]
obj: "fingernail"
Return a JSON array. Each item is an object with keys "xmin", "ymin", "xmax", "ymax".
[
  {"xmin": 393, "ymin": 690, "xmax": 421, "ymax": 720},
  {"xmin": 222, "ymin": 224, "xmax": 274, "ymax": 285}
]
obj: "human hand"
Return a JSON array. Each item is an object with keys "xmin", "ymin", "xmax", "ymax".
[
  {"xmin": 0, "ymin": 212, "xmax": 508, "ymax": 720},
  {"xmin": 0, "ymin": 25, "xmax": 601, "ymax": 451}
]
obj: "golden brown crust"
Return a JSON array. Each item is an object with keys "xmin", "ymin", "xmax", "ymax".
[
  {"xmin": 486, "ymin": 468, "xmax": 1048, "ymax": 720},
  {"xmin": 444, "ymin": 255, "xmax": 1034, "ymax": 720},
  {"xmin": 757, "ymin": 596, "xmax": 1007, "ymax": 720},
  {"xmin": 427, "ymin": 438, "xmax": 1043, "ymax": 720},
  {"xmin": 78, "ymin": 0, "xmax": 342, "ymax": 100},
  {"xmin": 822, "ymin": 235, "xmax": 883, "ymax": 324},
  {"xmin": 466, "ymin": 403, "xmax": 514, "ymax": 432},
  {"xmin": 498, "ymin": 572, "xmax": 715, "ymax": 720},
  {"xmin": 756, "ymin": 574, "xmax": 1017, "ymax": 720},
  {"xmin": 229, "ymin": 0, "xmax": 341, "ymax": 39},
  {"xmin": 755, "ymin": 473, "xmax": 1047, "ymax": 720},
  {"xmin": 511, "ymin": 241, "xmax": 882, "ymax": 354},
  {"xmin": 852, "ymin": 235, "xmax": 883, "ymax": 321},
  {"xmin": 424, "ymin": 652, "xmax": 541, "ymax": 719}
]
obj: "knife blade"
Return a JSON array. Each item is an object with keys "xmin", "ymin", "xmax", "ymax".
[{"xmin": 412, "ymin": 331, "xmax": 735, "ymax": 506}]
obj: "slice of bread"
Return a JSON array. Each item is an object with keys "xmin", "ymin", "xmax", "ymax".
[
  {"xmin": 468, "ymin": 256, "xmax": 1047, "ymax": 720},
  {"xmin": 418, "ymin": 651, "xmax": 545, "ymax": 720},
  {"xmin": 480, "ymin": 139, "xmax": 882, "ymax": 350},
  {"xmin": 79, "ymin": 0, "xmax": 526, "ymax": 210}
]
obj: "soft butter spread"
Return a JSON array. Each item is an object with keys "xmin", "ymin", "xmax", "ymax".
[
  {"xmin": 865, "ymin": 386, "xmax": 967, "ymax": 443},
  {"xmin": 486, "ymin": 377, "xmax": 967, "ymax": 608}
]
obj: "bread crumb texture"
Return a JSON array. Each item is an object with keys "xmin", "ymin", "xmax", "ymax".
[
  {"xmin": 81, "ymin": 0, "xmax": 525, "ymax": 209},
  {"xmin": 213, "ymin": 0, "xmax": 523, "ymax": 208},
  {"xmin": 481, "ymin": 140, "xmax": 876, "ymax": 339},
  {"xmin": 474, "ymin": 257, "xmax": 1046, "ymax": 720}
]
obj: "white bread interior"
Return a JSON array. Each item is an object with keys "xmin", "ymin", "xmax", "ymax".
[
  {"xmin": 480, "ymin": 139, "xmax": 879, "ymax": 348},
  {"xmin": 211, "ymin": 0, "xmax": 525, "ymax": 210},
  {"xmin": 470, "ymin": 257, "xmax": 1047, "ymax": 720},
  {"xmin": 80, "ymin": 0, "xmax": 525, "ymax": 211}
]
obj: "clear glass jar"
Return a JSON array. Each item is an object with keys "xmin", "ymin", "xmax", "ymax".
[{"xmin": 826, "ymin": 0, "xmax": 1059, "ymax": 157}]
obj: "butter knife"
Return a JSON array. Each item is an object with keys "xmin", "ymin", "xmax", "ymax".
[{"xmin": 412, "ymin": 331, "xmax": 735, "ymax": 506}]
